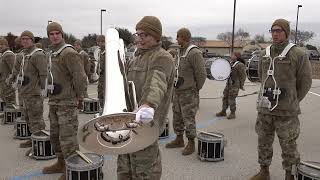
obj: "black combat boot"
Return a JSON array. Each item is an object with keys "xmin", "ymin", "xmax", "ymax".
[
  {"xmin": 249, "ymin": 166, "xmax": 270, "ymax": 180},
  {"xmin": 165, "ymin": 135, "xmax": 184, "ymax": 148}
]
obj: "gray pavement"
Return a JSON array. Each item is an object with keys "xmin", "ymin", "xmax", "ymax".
[{"xmin": 1, "ymin": 79, "xmax": 319, "ymax": 180}]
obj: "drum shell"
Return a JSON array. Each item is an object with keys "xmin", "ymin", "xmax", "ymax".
[
  {"xmin": 197, "ymin": 132, "xmax": 224, "ymax": 162},
  {"xmin": 15, "ymin": 118, "xmax": 31, "ymax": 139},
  {"xmin": 246, "ymin": 55, "xmax": 260, "ymax": 82},
  {"xmin": 66, "ymin": 153, "xmax": 104, "ymax": 180},
  {"xmin": 159, "ymin": 121, "xmax": 169, "ymax": 139},
  {"xmin": 296, "ymin": 161, "xmax": 320, "ymax": 180},
  {"xmin": 31, "ymin": 131, "xmax": 56, "ymax": 160},
  {"xmin": 82, "ymin": 98, "xmax": 100, "ymax": 114},
  {"xmin": 3, "ymin": 107, "xmax": 22, "ymax": 125}
]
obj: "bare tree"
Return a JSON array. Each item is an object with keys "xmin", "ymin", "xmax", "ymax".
[
  {"xmin": 236, "ymin": 28, "xmax": 250, "ymax": 41},
  {"xmin": 289, "ymin": 30, "xmax": 315, "ymax": 44},
  {"xmin": 191, "ymin": 36, "xmax": 206, "ymax": 46},
  {"xmin": 254, "ymin": 34, "xmax": 266, "ymax": 43},
  {"xmin": 116, "ymin": 27, "xmax": 134, "ymax": 46}
]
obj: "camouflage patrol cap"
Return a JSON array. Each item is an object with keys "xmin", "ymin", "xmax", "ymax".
[
  {"xmin": 0, "ymin": 37, "xmax": 9, "ymax": 46},
  {"xmin": 96, "ymin": 35, "xmax": 105, "ymax": 42},
  {"xmin": 177, "ymin": 28, "xmax": 191, "ymax": 41},
  {"xmin": 47, "ymin": 22, "xmax": 64, "ymax": 36},
  {"xmin": 136, "ymin": 16, "xmax": 162, "ymax": 41},
  {"xmin": 20, "ymin": 30, "xmax": 35, "ymax": 41},
  {"xmin": 272, "ymin": 19, "xmax": 290, "ymax": 38}
]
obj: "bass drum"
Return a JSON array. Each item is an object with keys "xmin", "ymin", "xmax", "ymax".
[
  {"xmin": 246, "ymin": 55, "xmax": 260, "ymax": 82},
  {"xmin": 205, "ymin": 58, "xmax": 231, "ymax": 81}
]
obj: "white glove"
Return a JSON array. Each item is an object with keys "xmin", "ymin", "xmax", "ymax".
[
  {"xmin": 40, "ymin": 89, "xmax": 47, "ymax": 98},
  {"xmin": 135, "ymin": 107, "xmax": 155, "ymax": 124}
]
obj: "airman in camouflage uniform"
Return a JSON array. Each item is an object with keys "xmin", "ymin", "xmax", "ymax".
[
  {"xmin": 0, "ymin": 38, "xmax": 16, "ymax": 107},
  {"xmin": 216, "ymin": 52, "xmax": 246, "ymax": 119},
  {"xmin": 11, "ymin": 31, "xmax": 47, "ymax": 151},
  {"xmin": 250, "ymin": 19, "xmax": 312, "ymax": 180},
  {"xmin": 117, "ymin": 16, "xmax": 174, "ymax": 180},
  {"xmin": 74, "ymin": 39, "xmax": 90, "ymax": 98},
  {"xmin": 165, "ymin": 28, "xmax": 207, "ymax": 156},
  {"xmin": 42, "ymin": 22, "xmax": 87, "ymax": 180},
  {"xmin": 96, "ymin": 35, "xmax": 105, "ymax": 108}
]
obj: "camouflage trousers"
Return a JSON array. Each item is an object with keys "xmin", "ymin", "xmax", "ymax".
[
  {"xmin": 117, "ymin": 141, "xmax": 161, "ymax": 180},
  {"xmin": 221, "ymin": 85, "xmax": 239, "ymax": 112},
  {"xmin": 0, "ymin": 83, "xmax": 16, "ymax": 106},
  {"xmin": 255, "ymin": 113, "xmax": 300, "ymax": 171},
  {"xmin": 172, "ymin": 89, "xmax": 199, "ymax": 139},
  {"xmin": 22, "ymin": 95, "xmax": 45, "ymax": 133},
  {"xmin": 49, "ymin": 105, "xmax": 79, "ymax": 160},
  {"xmin": 97, "ymin": 81, "xmax": 104, "ymax": 109}
]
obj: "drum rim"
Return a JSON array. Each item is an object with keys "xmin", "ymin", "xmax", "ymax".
[
  {"xmin": 297, "ymin": 161, "xmax": 320, "ymax": 178},
  {"xmin": 66, "ymin": 153, "xmax": 104, "ymax": 170},
  {"xmin": 31, "ymin": 131, "xmax": 50, "ymax": 140}
]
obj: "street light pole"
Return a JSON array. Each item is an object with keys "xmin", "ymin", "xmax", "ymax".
[
  {"xmin": 295, "ymin": 5, "xmax": 302, "ymax": 44},
  {"xmin": 100, "ymin": 9, "xmax": 106, "ymax": 35},
  {"xmin": 231, "ymin": 0, "xmax": 237, "ymax": 54}
]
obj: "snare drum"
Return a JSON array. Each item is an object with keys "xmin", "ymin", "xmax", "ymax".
[
  {"xmin": 246, "ymin": 55, "xmax": 260, "ymax": 82},
  {"xmin": 197, "ymin": 131, "xmax": 224, "ymax": 162},
  {"xmin": 31, "ymin": 130, "xmax": 56, "ymax": 160},
  {"xmin": 15, "ymin": 117, "xmax": 31, "ymax": 139},
  {"xmin": 205, "ymin": 58, "xmax": 231, "ymax": 81},
  {"xmin": 82, "ymin": 98, "xmax": 100, "ymax": 114},
  {"xmin": 159, "ymin": 120, "xmax": 169, "ymax": 139},
  {"xmin": 66, "ymin": 153, "xmax": 104, "ymax": 180},
  {"xmin": 296, "ymin": 161, "xmax": 320, "ymax": 180},
  {"xmin": 0, "ymin": 101, "xmax": 5, "ymax": 112},
  {"xmin": 3, "ymin": 106, "xmax": 22, "ymax": 124}
]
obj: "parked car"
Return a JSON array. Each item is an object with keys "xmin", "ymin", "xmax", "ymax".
[{"xmin": 307, "ymin": 50, "xmax": 320, "ymax": 61}]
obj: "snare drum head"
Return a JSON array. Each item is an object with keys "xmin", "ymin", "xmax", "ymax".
[
  {"xmin": 197, "ymin": 132, "xmax": 224, "ymax": 141},
  {"xmin": 298, "ymin": 161, "xmax": 320, "ymax": 178},
  {"xmin": 66, "ymin": 153, "xmax": 104, "ymax": 170},
  {"xmin": 209, "ymin": 58, "xmax": 231, "ymax": 81}
]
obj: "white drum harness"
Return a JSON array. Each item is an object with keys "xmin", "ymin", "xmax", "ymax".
[
  {"xmin": 174, "ymin": 45, "xmax": 197, "ymax": 87},
  {"xmin": 259, "ymin": 43, "xmax": 295, "ymax": 111}
]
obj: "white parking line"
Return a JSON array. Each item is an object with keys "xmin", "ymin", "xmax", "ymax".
[{"xmin": 309, "ymin": 91, "xmax": 320, "ymax": 97}]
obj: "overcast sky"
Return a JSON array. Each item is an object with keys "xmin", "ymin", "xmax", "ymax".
[{"xmin": 1, "ymin": 0, "xmax": 319, "ymax": 44}]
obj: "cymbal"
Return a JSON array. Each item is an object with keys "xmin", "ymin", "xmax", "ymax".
[{"xmin": 78, "ymin": 112, "xmax": 159, "ymax": 155}]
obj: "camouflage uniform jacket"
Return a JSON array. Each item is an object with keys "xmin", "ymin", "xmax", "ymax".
[
  {"xmin": 48, "ymin": 41, "xmax": 87, "ymax": 106},
  {"xmin": 227, "ymin": 61, "xmax": 246, "ymax": 89},
  {"xmin": 175, "ymin": 43, "xmax": 206, "ymax": 92},
  {"xmin": 0, "ymin": 48, "xmax": 15, "ymax": 83},
  {"xmin": 258, "ymin": 41, "xmax": 312, "ymax": 116},
  {"xmin": 78, "ymin": 49, "xmax": 91, "ymax": 78},
  {"xmin": 127, "ymin": 44, "xmax": 175, "ymax": 134},
  {"xmin": 13, "ymin": 45, "xmax": 47, "ymax": 96}
]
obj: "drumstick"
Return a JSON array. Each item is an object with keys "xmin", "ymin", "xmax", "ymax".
[
  {"xmin": 301, "ymin": 161, "xmax": 320, "ymax": 170},
  {"xmin": 41, "ymin": 130, "xmax": 50, "ymax": 136},
  {"xmin": 198, "ymin": 130, "xmax": 223, "ymax": 138},
  {"xmin": 76, "ymin": 150, "xmax": 93, "ymax": 164}
]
